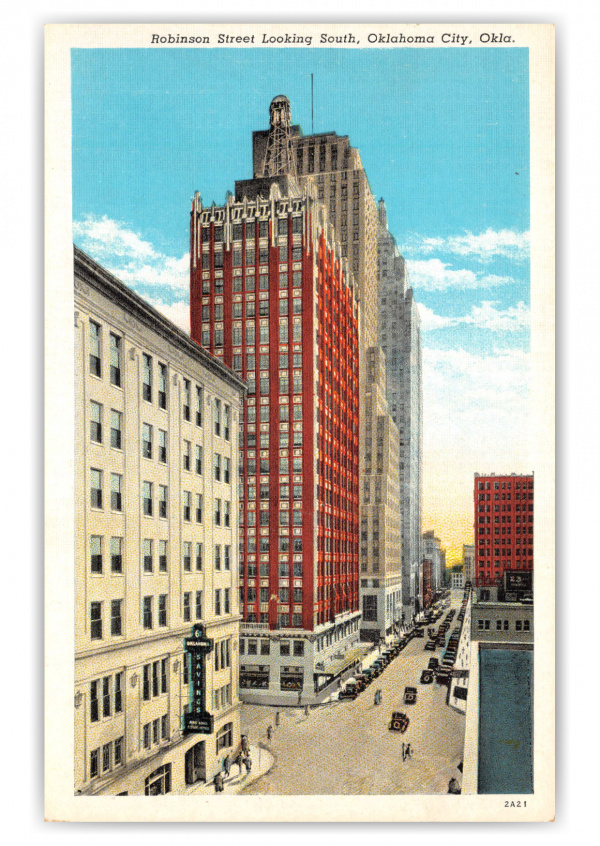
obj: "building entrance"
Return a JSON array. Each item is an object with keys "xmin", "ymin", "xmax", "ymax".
[{"xmin": 185, "ymin": 741, "xmax": 206, "ymax": 785}]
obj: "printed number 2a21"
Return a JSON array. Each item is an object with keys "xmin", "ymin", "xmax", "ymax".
[{"xmin": 505, "ymin": 801, "xmax": 526, "ymax": 807}]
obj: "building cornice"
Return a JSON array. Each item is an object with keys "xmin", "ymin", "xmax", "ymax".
[{"xmin": 74, "ymin": 245, "xmax": 246, "ymax": 397}]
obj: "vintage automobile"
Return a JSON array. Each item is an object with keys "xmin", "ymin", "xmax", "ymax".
[
  {"xmin": 389, "ymin": 711, "xmax": 410, "ymax": 733},
  {"xmin": 403, "ymin": 686, "xmax": 418, "ymax": 704},
  {"xmin": 338, "ymin": 684, "xmax": 358, "ymax": 700},
  {"xmin": 428, "ymin": 626, "xmax": 436, "ymax": 639},
  {"xmin": 424, "ymin": 640, "xmax": 437, "ymax": 651},
  {"xmin": 420, "ymin": 669, "xmax": 434, "ymax": 684},
  {"xmin": 355, "ymin": 673, "xmax": 371, "ymax": 689},
  {"xmin": 428, "ymin": 658, "xmax": 439, "ymax": 670},
  {"xmin": 414, "ymin": 628, "xmax": 425, "ymax": 638}
]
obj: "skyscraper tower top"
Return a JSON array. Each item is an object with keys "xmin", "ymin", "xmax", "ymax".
[{"xmin": 262, "ymin": 94, "xmax": 298, "ymax": 181}]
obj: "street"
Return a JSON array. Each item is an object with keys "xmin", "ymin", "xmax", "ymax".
[{"xmin": 239, "ymin": 628, "xmax": 465, "ymax": 794}]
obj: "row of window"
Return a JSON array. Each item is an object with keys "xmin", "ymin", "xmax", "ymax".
[
  {"xmin": 206, "ymin": 319, "xmax": 303, "ymax": 348},
  {"xmin": 201, "ymin": 270, "xmax": 304, "ymax": 296},
  {"xmin": 90, "ymin": 538, "xmax": 231, "ymax": 575},
  {"xmin": 244, "ymin": 612, "xmax": 304, "ymax": 628},
  {"xmin": 88, "ymin": 589, "xmax": 232, "ymax": 639},
  {"xmin": 212, "ymin": 684, "xmax": 233, "ymax": 711},
  {"xmin": 241, "ymin": 586, "xmax": 303, "ymax": 604},
  {"xmin": 476, "ymin": 618, "xmax": 531, "ymax": 632},
  {"xmin": 477, "ymin": 480, "xmax": 533, "ymax": 490},
  {"xmin": 239, "ymin": 637, "xmax": 305, "ymax": 657},
  {"xmin": 200, "ymin": 246, "xmax": 304, "ymax": 271},
  {"xmin": 143, "ymin": 715, "xmax": 170, "ymax": 750},
  {"xmin": 89, "ymin": 736, "xmax": 124, "ymax": 780},
  {"xmin": 241, "ymin": 561, "xmax": 303, "ymax": 578},
  {"xmin": 203, "ymin": 217, "xmax": 303, "ymax": 242},
  {"xmin": 243, "ymin": 508, "xmax": 303, "ymax": 527}
]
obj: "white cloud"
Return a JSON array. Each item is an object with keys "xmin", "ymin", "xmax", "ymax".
[
  {"xmin": 417, "ymin": 300, "xmax": 530, "ymax": 333},
  {"xmin": 400, "ymin": 229, "xmax": 530, "ymax": 262},
  {"xmin": 408, "ymin": 258, "xmax": 514, "ymax": 292},
  {"xmin": 73, "ymin": 214, "xmax": 189, "ymax": 294},
  {"xmin": 143, "ymin": 296, "xmax": 190, "ymax": 333}
]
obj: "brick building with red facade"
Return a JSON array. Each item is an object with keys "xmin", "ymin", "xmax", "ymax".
[
  {"xmin": 474, "ymin": 473, "xmax": 534, "ymax": 586},
  {"xmin": 189, "ymin": 97, "xmax": 361, "ymax": 702}
]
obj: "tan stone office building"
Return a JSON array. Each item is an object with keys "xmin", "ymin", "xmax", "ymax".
[{"xmin": 74, "ymin": 247, "xmax": 244, "ymax": 794}]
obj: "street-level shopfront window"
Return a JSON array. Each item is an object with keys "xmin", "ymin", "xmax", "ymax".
[
  {"xmin": 280, "ymin": 666, "xmax": 303, "ymax": 691},
  {"xmin": 144, "ymin": 763, "xmax": 171, "ymax": 795},
  {"xmin": 239, "ymin": 664, "xmax": 270, "ymax": 689}
]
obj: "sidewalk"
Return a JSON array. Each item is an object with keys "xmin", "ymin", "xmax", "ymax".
[{"xmin": 180, "ymin": 743, "xmax": 274, "ymax": 796}]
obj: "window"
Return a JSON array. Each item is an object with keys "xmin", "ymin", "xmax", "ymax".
[
  {"xmin": 109, "ymin": 333, "xmax": 121, "ymax": 386},
  {"xmin": 158, "ymin": 430, "xmax": 167, "ymax": 463},
  {"xmin": 159, "ymin": 540, "xmax": 167, "ymax": 572},
  {"xmin": 111, "ymin": 537, "xmax": 122, "ymax": 573},
  {"xmin": 195, "ymin": 542, "xmax": 203, "ymax": 571},
  {"xmin": 143, "ymin": 596, "xmax": 153, "ymax": 629},
  {"xmin": 196, "ymin": 445, "xmax": 203, "ymax": 475},
  {"xmin": 194, "ymin": 493, "xmax": 203, "ymax": 523},
  {"xmin": 90, "ymin": 535, "xmax": 102, "ymax": 574},
  {"xmin": 111, "ymin": 474, "xmax": 122, "ymax": 511},
  {"xmin": 142, "ymin": 354, "xmax": 152, "ymax": 401},
  {"xmin": 183, "ymin": 491, "xmax": 191, "ymax": 521},
  {"xmin": 293, "ymin": 640, "xmax": 304, "ymax": 657},
  {"xmin": 196, "ymin": 386, "xmax": 203, "ymax": 426},
  {"xmin": 111, "ymin": 599, "xmax": 122, "ymax": 636},
  {"xmin": 90, "ymin": 602, "xmax": 102, "ymax": 639},
  {"xmin": 158, "ymin": 363, "xmax": 167, "ymax": 408},
  {"xmin": 224, "ymin": 588, "xmax": 231, "ymax": 614},
  {"xmin": 214, "ymin": 453, "xmax": 221, "ymax": 481},
  {"xmin": 215, "ymin": 544, "xmax": 221, "ymax": 570},
  {"xmin": 224, "ymin": 501, "xmax": 231, "ymax": 528},
  {"xmin": 216, "ymin": 722, "xmax": 233, "ymax": 753},
  {"xmin": 89, "ymin": 321, "xmax": 101, "ymax": 377},
  {"xmin": 195, "ymin": 591, "xmax": 203, "ymax": 620},
  {"xmin": 280, "ymin": 640, "xmax": 290, "ymax": 656},
  {"xmin": 143, "ymin": 539, "xmax": 153, "ymax": 572},
  {"xmin": 183, "ymin": 379, "xmax": 191, "ymax": 421},
  {"xmin": 90, "ymin": 468, "xmax": 102, "ymax": 509},
  {"xmin": 110, "ymin": 410, "xmax": 122, "ymax": 449},
  {"xmin": 90, "ymin": 401, "xmax": 102, "ymax": 443},
  {"xmin": 215, "ymin": 589, "xmax": 222, "ymax": 615},
  {"xmin": 215, "ymin": 399, "xmax": 221, "ymax": 436},
  {"xmin": 183, "ymin": 542, "xmax": 191, "ymax": 572},
  {"xmin": 158, "ymin": 594, "xmax": 167, "ymax": 626},
  {"xmin": 142, "ymin": 481, "xmax": 152, "ymax": 516},
  {"xmin": 142, "ymin": 423, "xmax": 153, "ymax": 459}
]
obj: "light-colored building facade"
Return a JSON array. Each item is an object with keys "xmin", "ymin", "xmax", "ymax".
[
  {"xmin": 75, "ymin": 247, "xmax": 245, "ymax": 795},
  {"xmin": 423, "ymin": 530, "xmax": 444, "ymax": 596},
  {"xmin": 463, "ymin": 544, "xmax": 475, "ymax": 585},
  {"xmin": 451, "ymin": 570, "xmax": 465, "ymax": 590},
  {"xmin": 377, "ymin": 199, "xmax": 423, "ymax": 615},
  {"xmin": 278, "ymin": 120, "xmax": 404, "ymax": 636},
  {"xmin": 359, "ymin": 347, "xmax": 403, "ymax": 642}
]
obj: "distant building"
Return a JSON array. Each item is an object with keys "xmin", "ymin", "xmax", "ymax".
[
  {"xmin": 378, "ymin": 199, "xmax": 423, "ymax": 615},
  {"xmin": 75, "ymin": 247, "xmax": 244, "ymax": 795},
  {"xmin": 463, "ymin": 544, "xmax": 475, "ymax": 585},
  {"xmin": 474, "ymin": 474, "xmax": 534, "ymax": 585},
  {"xmin": 451, "ymin": 570, "xmax": 464, "ymax": 590},
  {"xmin": 421, "ymin": 559, "xmax": 433, "ymax": 609},
  {"xmin": 423, "ymin": 530, "xmax": 444, "ymax": 596}
]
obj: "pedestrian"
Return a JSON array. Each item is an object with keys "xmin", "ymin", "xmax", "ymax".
[
  {"xmin": 405, "ymin": 743, "xmax": 413, "ymax": 760},
  {"xmin": 448, "ymin": 777, "xmax": 461, "ymax": 794},
  {"xmin": 297, "ymin": 690, "xmax": 302, "ymax": 705},
  {"xmin": 266, "ymin": 724, "xmax": 273, "ymax": 741},
  {"xmin": 234, "ymin": 750, "xmax": 244, "ymax": 775},
  {"xmin": 401, "ymin": 742, "xmax": 406, "ymax": 762},
  {"xmin": 241, "ymin": 734, "xmax": 249, "ymax": 755},
  {"xmin": 337, "ymin": 678, "xmax": 342, "ymax": 689},
  {"xmin": 213, "ymin": 772, "xmax": 224, "ymax": 793},
  {"xmin": 244, "ymin": 756, "xmax": 252, "ymax": 774},
  {"xmin": 275, "ymin": 710, "xmax": 280, "ymax": 727},
  {"xmin": 223, "ymin": 753, "xmax": 231, "ymax": 777},
  {"xmin": 304, "ymin": 703, "xmax": 309, "ymax": 718}
]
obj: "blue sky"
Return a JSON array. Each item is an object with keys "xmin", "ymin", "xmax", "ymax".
[{"xmin": 72, "ymin": 46, "xmax": 531, "ymax": 562}]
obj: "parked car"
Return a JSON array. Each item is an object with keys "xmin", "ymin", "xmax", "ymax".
[
  {"xmin": 425, "ymin": 640, "xmax": 437, "ymax": 651},
  {"xmin": 414, "ymin": 629, "xmax": 425, "ymax": 638},
  {"xmin": 403, "ymin": 686, "xmax": 418, "ymax": 704},
  {"xmin": 420, "ymin": 670, "xmax": 434, "ymax": 684},
  {"xmin": 428, "ymin": 658, "xmax": 439, "ymax": 670},
  {"xmin": 389, "ymin": 711, "xmax": 410, "ymax": 733},
  {"xmin": 338, "ymin": 685, "xmax": 358, "ymax": 700}
]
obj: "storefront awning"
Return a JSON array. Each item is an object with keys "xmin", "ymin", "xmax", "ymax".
[{"xmin": 318, "ymin": 645, "xmax": 371, "ymax": 677}]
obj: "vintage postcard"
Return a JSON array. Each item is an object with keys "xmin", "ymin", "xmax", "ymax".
[{"xmin": 45, "ymin": 22, "xmax": 555, "ymax": 822}]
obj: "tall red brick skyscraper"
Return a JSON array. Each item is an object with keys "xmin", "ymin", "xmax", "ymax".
[
  {"xmin": 190, "ymin": 96, "xmax": 361, "ymax": 703},
  {"xmin": 474, "ymin": 473, "xmax": 534, "ymax": 585}
]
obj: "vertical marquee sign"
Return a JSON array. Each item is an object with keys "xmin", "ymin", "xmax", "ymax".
[{"xmin": 183, "ymin": 623, "xmax": 214, "ymax": 734}]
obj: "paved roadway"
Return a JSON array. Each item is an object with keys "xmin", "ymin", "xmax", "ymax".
[{"xmin": 240, "ymin": 619, "xmax": 465, "ymax": 795}]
